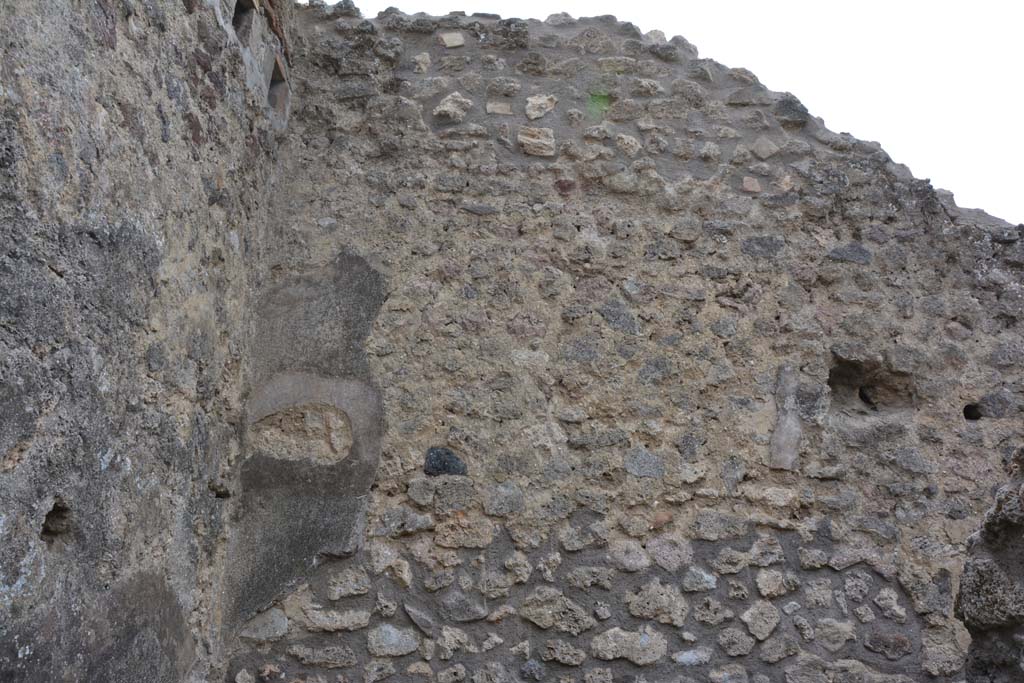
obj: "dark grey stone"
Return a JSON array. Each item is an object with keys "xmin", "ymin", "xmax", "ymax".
[
  {"xmin": 773, "ymin": 93, "xmax": 810, "ymax": 127},
  {"xmin": 483, "ymin": 481, "xmax": 524, "ymax": 516},
  {"xmin": 424, "ymin": 447, "xmax": 468, "ymax": 476},
  {"xmin": 637, "ymin": 356, "xmax": 671, "ymax": 384},
  {"xmin": 827, "ymin": 242, "xmax": 873, "ymax": 265},
  {"xmin": 648, "ymin": 44, "xmax": 679, "ymax": 62},
  {"xmin": 404, "ymin": 600, "xmax": 437, "ymax": 635},
  {"xmin": 979, "ymin": 388, "xmax": 1018, "ymax": 418},
  {"xmin": 597, "ymin": 298, "xmax": 640, "ymax": 335},
  {"xmin": 741, "ymin": 236, "xmax": 785, "ymax": 259},
  {"xmin": 440, "ymin": 587, "xmax": 489, "ymax": 622},
  {"xmin": 624, "ymin": 447, "xmax": 665, "ymax": 479},
  {"xmin": 520, "ymin": 660, "xmax": 545, "ymax": 681}
]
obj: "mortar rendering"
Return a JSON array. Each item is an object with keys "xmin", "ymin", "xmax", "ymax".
[{"xmin": 1, "ymin": 1, "xmax": 1022, "ymax": 682}]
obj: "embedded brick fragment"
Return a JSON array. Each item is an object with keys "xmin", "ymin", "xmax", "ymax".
[{"xmin": 439, "ymin": 32, "xmax": 465, "ymax": 48}]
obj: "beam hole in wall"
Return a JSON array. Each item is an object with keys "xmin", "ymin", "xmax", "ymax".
[
  {"xmin": 249, "ymin": 403, "xmax": 353, "ymax": 464},
  {"xmin": 40, "ymin": 496, "xmax": 72, "ymax": 544},
  {"xmin": 182, "ymin": 0, "xmax": 198, "ymax": 13},
  {"xmin": 963, "ymin": 403, "xmax": 982, "ymax": 420},
  {"xmin": 827, "ymin": 359, "xmax": 914, "ymax": 415},
  {"xmin": 232, "ymin": 0, "xmax": 256, "ymax": 43},
  {"xmin": 268, "ymin": 58, "xmax": 289, "ymax": 117}
]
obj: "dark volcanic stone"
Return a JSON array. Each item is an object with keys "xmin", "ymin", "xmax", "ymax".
[
  {"xmin": 741, "ymin": 235, "xmax": 785, "ymax": 259},
  {"xmin": 827, "ymin": 242, "xmax": 872, "ymax": 265},
  {"xmin": 773, "ymin": 93, "xmax": 810, "ymax": 127},
  {"xmin": 864, "ymin": 630, "xmax": 914, "ymax": 660},
  {"xmin": 424, "ymin": 447, "xmax": 468, "ymax": 476},
  {"xmin": 648, "ymin": 44, "xmax": 679, "ymax": 62}
]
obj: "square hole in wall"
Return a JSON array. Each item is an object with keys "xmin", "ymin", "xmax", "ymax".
[{"xmin": 232, "ymin": 0, "xmax": 256, "ymax": 43}]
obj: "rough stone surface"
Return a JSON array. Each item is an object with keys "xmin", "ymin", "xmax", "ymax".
[
  {"xmin": 958, "ymin": 449, "xmax": 1024, "ymax": 679},
  {"xmin": 608, "ymin": 539, "xmax": 651, "ymax": 572},
  {"xmin": 718, "ymin": 627, "xmax": 756, "ymax": 657},
  {"xmin": 590, "ymin": 626, "xmax": 667, "ymax": 665},
  {"xmin": 367, "ymin": 624, "xmax": 421, "ymax": 657},
  {"xmin": 287, "ymin": 644, "xmax": 358, "ymax": 668},
  {"xmin": 433, "ymin": 92, "xmax": 475, "ymax": 123},
  {"xmin": 0, "ymin": 2, "xmax": 1019, "ymax": 682},
  {"xmin": 517, "ymin": 126, "xmax": 557, "ymax": 156},
  {"xmin": 683, "ymin": 566, "xmax": 719, "ymax": 592},
  {"xmin": 624, "ymin": 578, "xmax": 689, "ymax": 626},
  {"xmin": 541, "ymin": 638, "xmax": 587, "ymax": 666},
  {"xmin": 328, "ymin": 567, "xmax": 372, "ymax": 599},
  {"xmin": 520, "ymin": 587, "xmax": 596, "ymax": 636},
  {"xmin": 740, "ymin": 600, "xmax": 780, "ymax": 641},
  {"xmin": 673, "ymin": 646, "xmax": 714, "ymax": 666},
  {"xmin": 525, "ymin": 94, "xmax": 558, "ymax": 120}
]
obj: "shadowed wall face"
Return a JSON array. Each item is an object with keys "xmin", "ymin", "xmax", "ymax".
[
  {"xmin": 2, "ymin": 1, "xmax": 1023, "ymax": 682},
  {"xmin": 0, "ymin": 0, "xmax": 298, "ymax": 679}
]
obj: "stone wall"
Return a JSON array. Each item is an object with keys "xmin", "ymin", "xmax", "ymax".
[
  {"xmin": 1, "ymin": 1, "xmax": 1022, "ymax": 682},
  {"xmin": 957, "ymin": 448, "xmax": 1024, "ymax": 681},
  {"xmin": 0, "ymin": 0, "xmax": 292, "ymax": 679},
  {"xmin": 224, "ymin": 4, "xmax": 1023, "ymax": 682}
]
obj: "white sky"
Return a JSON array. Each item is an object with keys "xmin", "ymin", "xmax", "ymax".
[{"xmin": 342, "ymin": 0, "xmax": 1024, "ymax": 224}]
